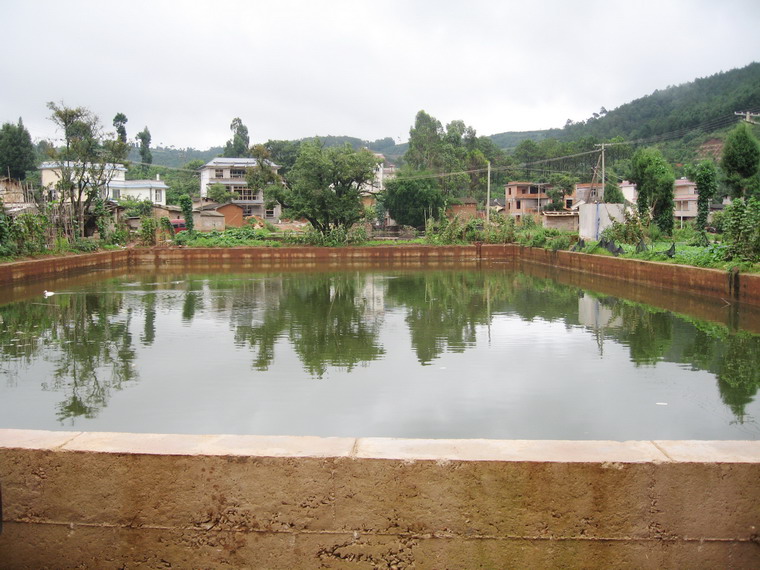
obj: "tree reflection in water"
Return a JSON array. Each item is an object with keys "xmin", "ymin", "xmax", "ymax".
[{"xmin": 0, "ymin": 268, "xmax": 758, "ymax": 424}]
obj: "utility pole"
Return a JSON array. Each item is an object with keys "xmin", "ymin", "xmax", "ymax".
[
  {"xmin": 735, "ymin": 111, "xmax": 760, "ymax": 125},
  {"xmin": 600, "ymin": 143, "xmax": 605, "ymax": 200},
  {"xmin": 486, "ymin": 160, "xmax": 491, "ymax": 223}
]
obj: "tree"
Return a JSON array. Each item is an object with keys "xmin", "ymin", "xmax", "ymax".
[
  {"xmin": 246, "ymin": 144, "xmax": 281, "ymax": 198},
  {"xmin": 223, "ymin": 117, "xmax": 250, "ymax": 157},
  {"xmin": 630, "ymin": 147, "xmax": 675, "ymax": 234},
  {"xmin": 46, "ymin": 102, "xmax": 129, "ymax": 237},
  {"xmin": 604, "ymin": 178, "xmax": 626, "ymax": 203},
  {"xmin": 265, "ymin": 139, "xmax": 301, "ymax": 177},
  {"xmin": 206, "ymin": 183, "xmax": 236, "ymax": 204},
  {"xmin": 112, "ymin": 113, "xmax": 128, "ymax": 143},
  {"xmin": 267, "ymin": 140, "xmax": 379, "ymax": 234},
  {"xmin": 405, "ymin": 110, "xmax": 444, "ymax": 171},
  {"xmin": 382, "ymin": 169, "xmax": 445, "ymax": 228},
  {"xmin": 178, "ymin": 194, "xmax": 194, "ymax": 233},
  {"xmin": 687, "ymin": 160, "xmax": 719, "ymax": 229},
  {"xmin": 403, "ymin": 111, "xmax": 503, "ymax": 200},
  {"xmin": 0, "ymin": 119, "xmax": 36, "ymax": 179},
  {"xmin": 136, "ymin": 127, "xmax": 152, "ymax": 171},
  {"xmin": 544, "ymin": 173, "xmax": 577, "ymax": 211},
  {"xmin": 722, "ymin": 123, "xmax": 760, "ymax": 198}
]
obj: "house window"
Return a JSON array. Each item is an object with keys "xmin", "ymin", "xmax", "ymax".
[
  {"xmin": 235, "ymin": 187, "xmax": 258, "ymax": 200},
  {"xmin": 265, "ymin": 208, "xmax": 276, "ymax": 219},
  {"xmin": 112, "ymin": 188, "xmax": 120, "ymax": 200},
  {"xmin": 231, "ymin": 169, "xmax": 246, "ymax": 179},
  {"xmin": 516, "ymin": 200, "xmax": 521, "ymax": 210},
  {"xmin": 566, "ymin": 199, "xmax": 573, "ymax": 208},
  {"xmin": 215, "ymin": 169, "xmax": 224, "ymax": 178},
  {"xmin": 154, "ymin": 190, "xmax": 162, "ymax": 202}
]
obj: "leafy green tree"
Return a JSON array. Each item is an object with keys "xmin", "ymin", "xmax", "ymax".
[
  {"xmin": 112, "ymin": 113, "xmax": 128, "ymax": 143},
  {"xmin": 46, "ymin": 102, "xmax": 130, "ymax": 238},
  {"xmin": 136, "ymin": 127, "xmax": 152, "ymax": 171},
  {"xmin": 722, "ymin": 197, "xmax": 760, "ymax": 262},
  {"xmin": 604, "ymin": 180, "xmax": 625, "ymax": 203},
  {"xmin": 630, "ymin": 147, "xmax": 675, "ymax": 234},
  {"xmin": 544, "ymin": 173, "xmax": 577, "ymax": 211},
  {"xmin": 721, "ymin": 123, "xmax": 760, "ymax": 198},
  {"xmin": 267, "ymin": 140, "xmax": 379, "ymax": 234},
  {"xmin": 206, "ymin": 182, "xmax": 236, "ymax": 203},
  {"xmin": 687, "ymin": 159, "xmax": 719, "ymax": 229},
  {"xmin": 165, "ymin": 159, "xmax": 203, "ymax": 204},
  {"xmin": 246, "ymin": 144, "xmax": 282, "ymax": 200},
  {"xmin": 265, "ymin": 139, "xmax": 301, "ymax": 177},
  {"xmin": 223, "ymin": 117, "xmax": 250, "ymax": 157},
  {"xmin": 178, "ymin": 194, "xmax": 194, "ymax": 233},
  {"xmin": 0, "ymin": 119, "xmax": 37, "ymax": 180},
  {"xmin": 382, "ymin": 169, "xmax": 445, "ymax": 227},
  {"xmin": 405, "ymin": 110, "xmax": 444, "ymax": 171},
  {"xmin": 403, "ymin": 110, "xmax": 508, "ymax": 201}
]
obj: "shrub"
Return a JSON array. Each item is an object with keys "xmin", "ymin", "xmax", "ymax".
[
  {"xmin": 139, "ymin": 217, "xmax": 158, "ymax": 246},
  {"xmin": 69, "ymin": 238, "xmax": 99, "ymax": 253},
  {"xmin": 284, "ymin": 225, "xmax": 368, "ymax": 246},
  {"xmin": 723, "ymin": 197, "xmax": 760, "ymax": 262},
  {"xmin": 601, "ymin": 210, "xmax": 646, "ymax": 245}
]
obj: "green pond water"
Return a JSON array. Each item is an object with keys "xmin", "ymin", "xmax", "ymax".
[{"xmin": 0, "ymin": 263, "xmax": 758, "ymax": 440}]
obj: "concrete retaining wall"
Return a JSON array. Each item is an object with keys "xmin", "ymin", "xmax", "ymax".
[
  {"xmin": 1, "ymin": 430, "xmax": 758, "ymax": 568},
  {"xmin": 2, "ymin": 244, "xmax": 758, "ymax": 306}
]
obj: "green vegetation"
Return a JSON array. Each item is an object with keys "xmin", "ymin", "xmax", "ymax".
[
  {"xmin": 136, "ymin": 126, "xmax": 152, "ymax": 173},
  {"xmin": 721, "ymin": 122, "xmax": 760, "ymax": 198},
  {"xmin": 267, "ymin": 140, "xmax": 379, "ymax": 234},
  {"xmin": 45, "ymin": 102, "xmax": 130, "ymax": 238},
  {"xmin": 0, "ymin": 119, "xmax": 36, "ymax": 179},
  {"xmin": 223, "ymin": 117, "xmax": 250, "ymax": 158},
  {"xmin": 630, "ymin": 147, "xmax": 676, "ymax": 234},
  {"xmin": 178, "ymin": 195, "xmax": 194, "ymax": 233},
  {"xmin": 174, "ymin": 225, "xmax": 274, "ymax": 247}
]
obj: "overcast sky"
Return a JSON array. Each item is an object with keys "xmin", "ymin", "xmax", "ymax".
[{"xmin": 3, "ymin": 0, "xmax": 759, "ymax": 150}]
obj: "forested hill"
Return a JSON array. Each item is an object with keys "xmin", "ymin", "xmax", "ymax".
[{"xmin": 488, "ymin": 62, "xmax": 760, "ymax": 150}]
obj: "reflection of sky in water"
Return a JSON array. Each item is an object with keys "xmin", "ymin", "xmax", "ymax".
[{"xmin": 0, "ymin": 269, "xmax": 758, "ymax": 440}]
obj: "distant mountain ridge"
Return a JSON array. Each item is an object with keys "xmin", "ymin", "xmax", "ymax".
[{"xmin": 488, "ymin": 61, "xmax": 760, "ymax": 149}]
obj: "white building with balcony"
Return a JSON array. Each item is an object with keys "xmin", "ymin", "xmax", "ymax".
[{"xmin": 199, "ymin": 157, "xmax": 281, "ymax": 220}]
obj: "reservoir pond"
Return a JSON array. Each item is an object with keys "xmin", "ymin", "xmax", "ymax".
[{"xmin": 0, "ymin": 264, "xmax": 758, "ymax": 440}]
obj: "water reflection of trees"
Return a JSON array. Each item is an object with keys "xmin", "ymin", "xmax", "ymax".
[
  {"xmin": 591, "ymin": 296, "xmax": 760, "ymax": 421},
  {"xmin": 233, "ymin": 273, "xmax": 385, "ymax": 377},
  {"xmin": 384, "ymin": 272, "xmax": 582, "ymax": 364},
  {"xmin": 0, "ymin": 291, "xmax": 138, "ymax": 421},
  {"xmin": 2, "ymin": 269, "xmax": 758, "ymax": 424}
]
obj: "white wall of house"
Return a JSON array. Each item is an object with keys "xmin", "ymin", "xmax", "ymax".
[{"xmin": 579, "ymin": 203, "xmax": 626, "ymax": 241}]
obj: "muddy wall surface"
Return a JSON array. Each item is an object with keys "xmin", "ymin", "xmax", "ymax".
[
  {"xmin": 1, "ymin": 431, "xmax": 758, "ymax": 568},
  {"xmin": 1, "ymin": 245, "xmax": 758, "ymax": 306}
]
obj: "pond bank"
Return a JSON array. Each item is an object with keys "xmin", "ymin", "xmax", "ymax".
[{"xmin": 2, "ymin": 244, "xmax": 759, "ymax": 307}]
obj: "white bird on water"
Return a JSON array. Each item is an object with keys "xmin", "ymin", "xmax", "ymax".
[{"xmin": 43, "ymin": 290, "xmax": 55, "ymax": 298}]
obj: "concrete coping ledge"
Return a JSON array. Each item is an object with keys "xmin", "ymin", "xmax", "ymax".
[{"xmin": 1, "ymin": 429, "xmax": 758, "ymax": 463}]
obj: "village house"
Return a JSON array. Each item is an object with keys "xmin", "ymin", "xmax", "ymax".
[
  {"xmin": 504, "ymin": 181, "xmax": 553, "ymax": 221},
  {"xmin": 360, "ymin": 153, "xmax": 397, "ymax": 227},
  {"xmin": 39, "ymin": 162, "xmax": 167, "ymax": 206},
  {"xmin": 447, "ymin": 197, "xmax": 479, "ymax": 219},
  {"xmin": 617, "ymin": 178, "xmax": 700, "ymax": 224},
  {"xmin": 573, "ymin": 182, "xmax": 604, "ymax": 205},
  {"xmin": 198, "ymin": 157, "xmax": 282, "ymax": 221},
  {"xmin": 673, "ymin": 178, "xmax": 699, "ymax": 223}
]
